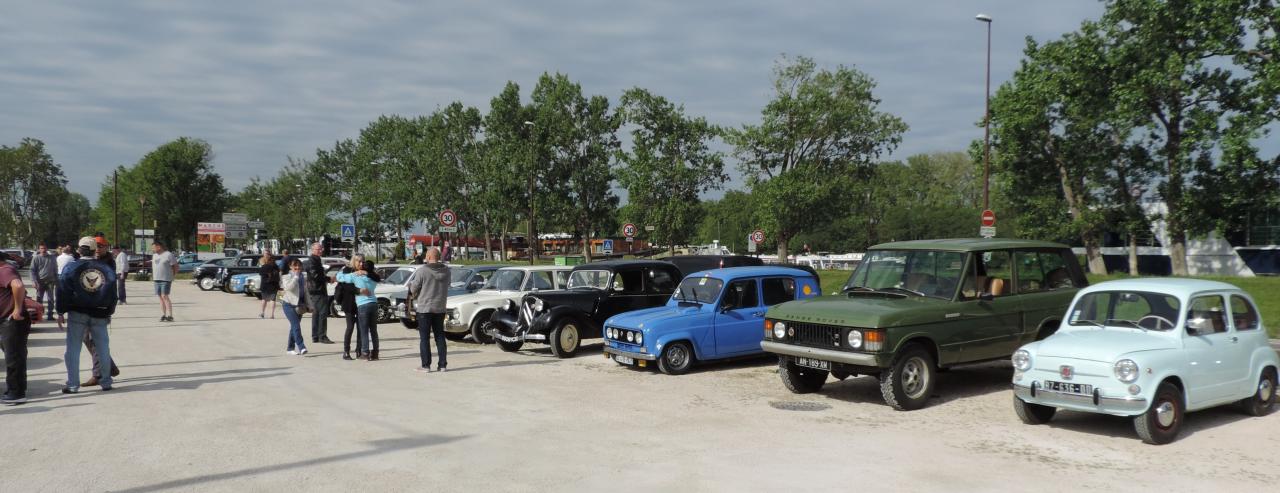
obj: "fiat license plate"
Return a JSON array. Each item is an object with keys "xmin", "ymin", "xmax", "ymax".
[
  {"xmin": 614, "ymin": 355, "xmax": 635, "ymax": 365},
  {"xmin": 1044, "ymin": 380, "xmax": 1093, "ymax": 396},
  {"xmin": 795, "ymin": 357, "xmax": 830, "ymax": 370}
]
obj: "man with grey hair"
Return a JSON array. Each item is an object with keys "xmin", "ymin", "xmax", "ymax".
[
  {"xmin": 408, "ymin": 247, "xmax": 451, "ymax": 372},
  {"xmin": 306, "ymin": 242, "xmax": 334, "ymax": 344}
]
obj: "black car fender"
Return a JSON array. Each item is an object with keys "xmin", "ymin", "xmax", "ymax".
[{"xmin": 533, "ymin": 306, "xmax": 597, "ymax": 337}]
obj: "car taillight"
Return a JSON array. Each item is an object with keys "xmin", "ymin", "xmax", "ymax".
[{"xmin": 863, "ymin": 330, "xmax": 886, "ymax": 351}]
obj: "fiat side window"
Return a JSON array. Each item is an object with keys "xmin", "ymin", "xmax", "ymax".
[
  {"xmin": 1186, "ymin": 296, "xmax": 1228, "ymax": 336},
  {"xmin": 1230, "ymin": 295, "xmax": 1260, "ymax": 331}
]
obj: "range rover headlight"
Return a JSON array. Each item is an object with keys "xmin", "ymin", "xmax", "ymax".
[
  {"xmin": 1114, "ymin": 359, "xmax": 1139, "ymax": 383},
  {"xmin": 846, "ymin": 330, "xmax": 863, "ymax": 349},
  {"xmin": 626, "ymin": 331, "xmax": 635, "ymax": 343},
  {"xmin": 533, "ymin": 298, "xmax": 545, "ymax": 313},
  {"xmin": 773, "ymin": 321, "xmax": 787, "ymax": 339},
  {"xmin": 635, "ymin": 332, "xmax": 642, "ymax": 345},
  {"xmin": 1012, "ymin": 350, "xmax": 1031, "ymax": 372}
]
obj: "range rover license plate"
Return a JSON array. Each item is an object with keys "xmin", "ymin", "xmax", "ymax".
[
  {"xmin": 614, "ymin": 355, "xmax": 635, "ymax": 365},
  {"xmin": 1044, "ymin": 380, "xmax": 1093, "ymax": 396},
  {"xmin": 795, "ymin": 357, "xmax": 830, "ymax": 371}
]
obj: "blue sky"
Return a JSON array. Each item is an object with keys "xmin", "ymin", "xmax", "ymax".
[{"xmin": 1, "ymin": 1, "xmax": 1108, "ymax": 203}]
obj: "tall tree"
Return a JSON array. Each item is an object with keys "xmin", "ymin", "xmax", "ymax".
[
  {"xmin": 726, "ymin": 56, "xmax": 907, "ymax": 260},
  {"xmin": 130, "ymin": 138, "xmax": 230, "ymax": 248},
  {"xmin": 0, "ymin": 138, "xmax": 70, "ymax": 247},
  {"xmin": 479, "ymin": 82, "xmax": 535, "ymax": 260},
  {"xmin": 617, "ymin": 87, "xmax": 727, "ymax": 255}
]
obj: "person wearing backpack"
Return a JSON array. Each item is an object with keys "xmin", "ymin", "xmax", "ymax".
[{"xmin": 55, "ymin": 237, "xmax": 118, "ymax": 394}]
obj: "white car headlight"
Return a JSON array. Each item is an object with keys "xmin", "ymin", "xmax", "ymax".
[
  {"xmin": 533, "ymin": 298, "xmax": 545, "ymax": 312},
  {"xmin": 504, "ymin": 299, "xmax": 515, "ymax": 311},
  {"xmin": 1114, "ymin": 359, "xmax": 1139, "ymax": 383},
  {"xmin": 773, "ymin": 321, "xmax": 787, "ymax": 339},
  {"xmin": 626, "ymin": 331, "xmax": 635, "ymax": 343},
  {"xmin": 1012, "ymin": 350, "xmax": 1032, "ymax": 372},
  {"xmin": 635, "ymin": 332, "xmax": 642, "ymax": 345},
  {"xmin": 846, "ymin": 330, "xmax": 863, "ymax": 349}
]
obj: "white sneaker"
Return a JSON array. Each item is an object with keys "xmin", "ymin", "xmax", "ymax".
[
  {"xmin": 287, "ymin": 350, "xmax": 297, "ymax": 355},
  {"xmin": 299, "ymin": 348, "xmax": 308, "ymax": 355}
]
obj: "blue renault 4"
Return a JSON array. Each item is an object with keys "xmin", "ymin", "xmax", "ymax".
[{"xmin": 602, "ymin": 266, "xmax": 821, "ymax": 375}]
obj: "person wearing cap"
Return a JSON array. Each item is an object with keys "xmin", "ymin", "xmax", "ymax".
[
  {"xmin": 1, "ymin": 250, "xmax": 31, "ymax": 405},
  {"xmin": 81, "ymin": 238, "xmax": 121, "ymax": 387},
  {"xmin": 112, "ymin": 244, "xmax": 129, "ymax": 304},
  {"xmin": 55, "ymin": 237, "xmax": 118, "ymax": 393}
]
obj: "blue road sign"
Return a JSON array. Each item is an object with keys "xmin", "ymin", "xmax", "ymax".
[
  {"xmin": 602, "ymin": 239, "xmax": 614, "ymax": 254},
  {"xmin": 341, "ymin": 224, "xmax": 356, "ymax": 240}
]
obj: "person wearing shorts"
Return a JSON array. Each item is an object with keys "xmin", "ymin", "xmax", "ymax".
[{"xmin": 151, "ymin": 241, "xmax": 177, "ymax": 322}]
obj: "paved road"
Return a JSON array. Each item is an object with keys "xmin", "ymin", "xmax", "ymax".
[{"xmin": 3, "ymin": 281, "xmax": 1278, "ymax": 492}]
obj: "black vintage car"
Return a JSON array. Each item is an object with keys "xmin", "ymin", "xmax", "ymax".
[
  {"xmin": 213, "ymin": 255, "xmax": 266, "ymax": 292},
  {"xmin": 663, "ymin": 255, "xmax": 763, "ymax": 275},
  {"xmin": 193, "ymin": 257, "xmax": 237, "ymax": 290},
  {"xmin": 490, "ymin": 260, "xmax": 683, "ymax": 358}
]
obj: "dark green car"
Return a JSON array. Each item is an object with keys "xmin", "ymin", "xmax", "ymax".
[{"xmin": 761, "ymin": 239, "xmax": 1087, "ymax": 410}]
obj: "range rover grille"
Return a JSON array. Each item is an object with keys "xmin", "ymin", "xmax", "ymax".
[{"xmin": 789, "ymin": 322, "xmax": 842, "ymax": 349}]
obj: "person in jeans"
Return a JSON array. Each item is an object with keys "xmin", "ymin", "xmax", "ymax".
[
  {"xmin": 305, "ymin": 242, "xmax": 334, "ymax": 344},
  {"xmin": 56, "ymin": 237, "xmax": 117, "ymax": 394},
  {"xmin": 112, "ymin": 244, "xmax": 129, "ymax": 304},
  {"xmin": 81, "ymin": 237, "xmax": 121, "ymax": 388},
  {"xmin": 151, "ymin": 241, "xmax": 178, "ymax": 322},
  {"xmin": 29, "ymin": 243, "xmax": 57, "ymax": 320},
  {"xmin": 1, "ymin": 251, "xmax": 31, "ymax": 405},
  {"xmin": 338, "ymin": 260, "xmax": 381, "ymax": 361},
  {"xmin": 336, "ymin": 254, "xmax": 380, "ymax": 360},
  {"xmin": 279, "ymin": 258, "xmax": 308, "ymax": 355},
  {"xmin": 407, "ymin": 248, "xmax": 450, "ymax": 372}
]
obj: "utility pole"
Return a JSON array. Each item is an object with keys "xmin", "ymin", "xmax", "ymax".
[
  {"xmin": 113, "ymin": 170, "xmax": 119, "ymax": 248},
  {"xmin": 976, "ymin": 13, "xmax": 993, "ymax": 210}
]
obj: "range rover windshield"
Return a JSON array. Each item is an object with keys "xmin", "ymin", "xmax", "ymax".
[
  {"xmin": 567, "ymin": 270, "xmax": 611, "ymax": 290},
  {"xmin": 1069, "ymin": 291, "xmax": 1181, "ymax": 330},
  {"xmin": 484, "ymin": 269, "xmax": 525, "ymax": 291},
  {"xmin": 843, "ymin": 250, "xmax": 965, "ymax": 300}
]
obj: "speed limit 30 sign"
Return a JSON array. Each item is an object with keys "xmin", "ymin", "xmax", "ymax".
[{"xmin": 750, "ymin": 229, "xmax": 765, "ymax": 244}]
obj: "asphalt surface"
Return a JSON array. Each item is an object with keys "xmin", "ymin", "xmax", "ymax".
[{"xmin": 2, "ymin": 281, "xmax": 1279, "ymax": 492}]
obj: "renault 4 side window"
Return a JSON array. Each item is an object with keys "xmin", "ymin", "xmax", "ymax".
[
  {"xmin": 721, "ymin": 280, "xmax": 759, "ymax": 311},
  {"xmin": 761, "ymin": 277, "xmax": 797, "ymax": 306}
]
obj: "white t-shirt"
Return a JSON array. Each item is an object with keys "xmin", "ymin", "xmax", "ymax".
[
  {"xmin": 56, "ymin": 253, "xmax": 75, "ymax": 277},
  {"xmin": 115, "ymin": 252, "xmax": 129, "ymax": 274},
  {"xmin": 152, "ymin": 251, "xmax": 176, "ymax": 282}
]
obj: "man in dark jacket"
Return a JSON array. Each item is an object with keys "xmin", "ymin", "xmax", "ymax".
[
  {"xmin": 306, "ymin": 242, "xmax": 334, "ymax": 344},
  {"xmin": 56, "ymin": 237, "xmax": 117, "ymax": 393}
]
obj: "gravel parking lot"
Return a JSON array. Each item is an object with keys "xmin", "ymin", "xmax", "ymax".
[{"xmin": 3, "ymin": 281, "xmax": 1278, "ymax": 492}]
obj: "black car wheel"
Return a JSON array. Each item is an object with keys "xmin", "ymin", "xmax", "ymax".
[
  {"xmin": 1134, "ymin": 381, "xmax": 1184, "ymax": 445},
  {"xmin": 470, "ymin": 312, "xmax": 495, "ymax": 345},
  {"xmin": 878, "ymin": 345, "xmax": 936, "ymax": 411},
  {"xmin": 1013, "ymin": 395, "xmax": 1057, "ymax": 424},
  {"xmin": 401, "ymin": 317, "xmax": 416, "ymax": 330},
  {"xmin": 779, "ymin": 358, "xmax": 827, "ymax": 393},
  {"xmin": 497, "ymin": 338, "xmax": 523, "ymax": 352},
  {"xmin": 1239, "ymin": 367, "xmax": 1277, "ymax": 417},
  {"xmin": 657, "ymin": 341, "xmax": 694, "ymax": 375},
  {"xmin": 198, "ymin": 277, "xmax": 216, "ymax": 291},
  {"xmin": 377, "ymin": 300, "xmax": 394, "ymax": 323},
  {"xmin": 548, "ymin": 319, "xmax": 582, "ymax": 358}
]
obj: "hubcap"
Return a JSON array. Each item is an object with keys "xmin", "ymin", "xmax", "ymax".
[
  {"xmin": 1155, "ymin": 401, "xmax": 1176, "ymax": 428},
  {"xmin": 901, "ymin": 357, "xmax": 928, "ymax": 398},
  {"xmin": 560, "ymin": 324, "xmax": 578, "ymax": 351},
  {"xmin": 667, "ymin": 346, "xmax": 688, "ymax": 368},
  {"xmin": 1260, "ymin": 377, "xmax": 1275, "ymax": 402}
]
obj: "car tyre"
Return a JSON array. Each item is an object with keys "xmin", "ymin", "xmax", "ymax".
[
  {"xmin": 548, "ymin": 319, "xmax": 581, "ymax": 358},
  {"xmin": 470, "ymin": 311, "xmax": 495, "ymax": 344},
  {"xmin": 1134, "ymin": 381, "xmax": 1184, "ymax": 445},
  {"xmin": 401, "ymin": 317, "xmax": 416, "ymax": 330},
  {"xmin": 657, "ymin": 342, "xmax": 694, "ymax": 375},
  {"xmin": 779, "ymin": 358, "xmax": 827, "ymax": 393},
  {"xmin": 377, "ymin": 300, "xmax": 394, "ymax": 323},
  {"xmin": 879, "ymin": 345, "xmax": 936, "ymax": 411},
  {"xmin": 1239, "ymin": 367, "xmax": 1277, "ymax": 417},
  {"xmin": 1012, "ymin": 395, "xmax": 1056, "ymax": 424},
  {"xmin": 198, "ymin": 277, "xmax": 216, "ymax": 291},
  {"xmin": 497, "ymin": 338, "xmax": 523, "ymax": 352}
]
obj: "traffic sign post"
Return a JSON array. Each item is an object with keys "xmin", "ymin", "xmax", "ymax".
[
  {"xmin": 980, "ymin": 210, "xmax": 996, "ymax": 238},
  {"xmin": 438, "ymin": 209, "xmax": 459, "ymax": 234},
  {"xmin": 622, "ymin": 223, "xmax": 637, "ymax": 238},
  {"xmin": 750, "ymin": 229, "xmax": 765, "ymax": 245},
  {"xmin": 341, "ymin": 224, "xmax": 356, "ymax": 241},
  {"xmin": 602, "ymin": 239, "xmax": 614, "ymax": 255}
]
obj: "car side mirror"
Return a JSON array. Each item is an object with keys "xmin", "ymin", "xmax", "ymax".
[{"xmin": 978, "ymin": 293, "xmax": 995, "ymax": 302}]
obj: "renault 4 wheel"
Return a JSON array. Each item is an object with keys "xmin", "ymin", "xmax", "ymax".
[
  {"xmin": 1013, "ymin": 395, "xmax": 1056, "ymax": 424},
  {"xmin": 1240, "ymin": 367, "xmax": 1277, "ymax": 417},
  {"xmin": 657, "ymin": 342, "xmax": 694, "ymax": 375},
  {"xmin": 1134, "ymin": 381, "xmax": 1184, "ymax": 445},
  {"xmin": 780, "ymin": 358, "xmax": 827, "ymax": 393},
  {"xmin": 548, "ymin": 320, "xmax": 581, "ymax": 358},
  {"xmin": 879, "ymin": 345, "xmax": 935, "ymax": 411}
]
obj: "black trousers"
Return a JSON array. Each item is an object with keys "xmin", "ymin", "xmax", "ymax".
[
  {"xmin": 1, "ymin": 317, "xmax": 31, "ymax": 397},
  {"xmin": 309, "ymin": 293, "xmax": 330, "ymax": 340},
  {"xmin": 342, "ymin": 304, "xmax": 362, "ymax": 355},
  {"xmin": 416, "ymin": 312, "xmax": 447, "ymax": 369}
]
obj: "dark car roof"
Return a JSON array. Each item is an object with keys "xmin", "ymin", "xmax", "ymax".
[
  {"xmin": 870, "ymin": 238, "xmax": 1070, "ymax": 252},
  {"xmin": 571, "ymin": 259, "xmax": 681, "ymax": 273}
]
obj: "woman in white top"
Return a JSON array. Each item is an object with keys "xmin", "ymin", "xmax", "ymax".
[{"xmin": 279, "ymin": 258, "xmax": 308, "ymax": 355}]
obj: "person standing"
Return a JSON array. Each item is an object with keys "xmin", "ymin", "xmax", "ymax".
[
  {"xmin": 279, "ymin": 258, "xmax": 308, "ymax": 355},
  {"xmin": 81, "ymin": 237, "xmax": 121, "ymax": 387},
  {"xmin": 407, "ymin": 248, "xmax": 450, "ymax": 372},
  {"xmin": 335, "ymin": 254, "xmax": 363, "ymax": 360},
  {"xmin": 151, "ymin": 241, "xmax": 178, "ymax": 322},
  {"xmin": 305, "ymin": 242, "xmax": 334, "ymax": 344},
  {"xmin": 29, "ymin": 243, "xmax": 57, "ymax": 321},
  {"xmin": 56, "ymin": 245, "xmax": 76, "ymax": 275},
  {"xmin": 337, "ymin": 259, "xmax": 381, "ymax": 360},
  {"xmin": 258, "ymin": 253, "xmax": 280, "ymax": 319},
  {"xmin": 1, "ymin": 251, "xmax": 31, "ymax": 405},
  {"xmin": 112, "ymin": 245, "xmax": 129, "ymax": 305},
  {"xmin": 55, "ymin": 237, "xmax": 117, "ymax": 394}
]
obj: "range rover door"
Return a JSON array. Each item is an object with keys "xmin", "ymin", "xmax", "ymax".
[{"xmin": 951, "ymin": 250, "xmax": 1023, "ymax": 362}]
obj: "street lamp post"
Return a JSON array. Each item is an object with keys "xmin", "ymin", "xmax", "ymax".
[
  {"xmin": 976, "ymin": 13, "xmax": 993, "ymax": 211},
  {"xmin": 524, "ymin": 120, "xmax": 537, "ymax": 265}
]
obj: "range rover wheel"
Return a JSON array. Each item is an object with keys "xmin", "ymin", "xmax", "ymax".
[
  {"xmin": 879, "ymin": 345, "xmax": 936, "ymax": 411},
  {"xmin": 1013, "ymin": 396, "xmax": 1056, "ymax": 424},
  {"xmin": 657, "ymin": 342, "xmax": 694, "ymax": 375},
  {"xmin": 1239, "ymin": 367, "xmax": 1277, "ymax": 417},
  {"xmin": 1134, "ymin": 381, "xmax": 1184, "ymax": 445},
  {"xmin": 470, "ymin": 311, "xmax": 495, "ymax": 344},
  {"xmin": 549, "ymin": 320, "xmax": 581, "ymax": 358},
  {"xmin": 779, "ymin": 359, "xmax": 827, "ymax": 393},
  {"xmin": 198, "ymin": 277, "xmax": 215, "ymax": 291}
]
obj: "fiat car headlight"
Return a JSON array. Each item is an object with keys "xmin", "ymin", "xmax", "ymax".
[
  {"xmin": 846, "ymin": 330, "xmax": 863, "ymax": 349},
  {"xmin": 635, "ymin": 332, "xmax": 642, "ymax": 345},
  {"xmin": 1012, "ymin": 350, "xmax": 1032, "ymax": 372},
  {"xmin": 773, "ymin": 321, "xmax": 787, "ymax": 339},
  {"xmin": 1114, "ymin": 359, "xmax": 1139, "ymax": 383}
]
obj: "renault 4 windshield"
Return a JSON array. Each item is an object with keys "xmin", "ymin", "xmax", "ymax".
[{"xmin": 673, "ymin": 276, "xmax": 724, "ymax": 304}]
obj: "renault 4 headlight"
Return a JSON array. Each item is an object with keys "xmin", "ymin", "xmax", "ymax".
[
  {"xmin": 1114, "ymin": 359, "xmax": 1139, "ymax": 383},
  {"xmin": 635, "ymin": 332, "xmax": 642, "ymax": 345},
  {"xmin": 772, "ymin": 321, "xmax": 787, "ymax": 339},
  {"xmin": 1012, "ymin": 350, "xmax": 1032, "ymax": 372}
]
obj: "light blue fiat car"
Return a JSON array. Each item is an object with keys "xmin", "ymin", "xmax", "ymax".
[{"xmin": 1011, "ymin": 278, "xmax": 1278, "ymax": 444}]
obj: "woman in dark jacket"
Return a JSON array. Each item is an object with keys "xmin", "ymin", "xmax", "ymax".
[{"xmin": 258, "ymin": 253, "xmax": 280, "ymax": 319}]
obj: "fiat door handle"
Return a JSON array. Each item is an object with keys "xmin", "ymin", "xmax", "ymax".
[{"xmin": 1230, "ymin": 336, "xmax": 1238, "ymax": 343}]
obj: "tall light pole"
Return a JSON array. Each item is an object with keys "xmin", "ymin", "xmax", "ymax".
[
  {"xmin": 976, "ymin": 13, "xmax": 993, "ymax": 211},
  {"xmin": 523, "ymin": 120, "xmax": 537, "ymax": 264}
]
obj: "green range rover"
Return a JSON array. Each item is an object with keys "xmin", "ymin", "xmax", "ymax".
[{"xmin": 761, "ymin": 239, "xmax": 1087, "ymax": 410}]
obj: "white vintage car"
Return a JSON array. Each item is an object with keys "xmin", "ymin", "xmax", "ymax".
[
  {"xmin": 396, "ymin": 265, "xmax": 571, "ymax": 342},
  {"xmin": 1011, "ymin": 278, "xmax": 1278, "ymax": 444}
]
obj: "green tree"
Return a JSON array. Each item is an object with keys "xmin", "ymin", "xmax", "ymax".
[
  {"xmin": 479, "ymin": 82, "xmax": 536, "ymax": 260},
  {"xmin": 726, "ymin": 56, "xmax": 907, "ymax": 259},
  {"xmin": 0, "ymin": 138, "xmax": 70, "ymax": 247},
  {"xmin": 132, "ymin": 138, "xmax": 230, "ymax": 248},
  {"xmin": 617, "ymin": 87, "xmax": 726, "ymax": 255}
]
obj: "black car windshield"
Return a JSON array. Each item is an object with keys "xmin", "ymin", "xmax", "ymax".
[
  {"xmin": 1069, "ymin": 291, "xmax": 1181, "ymax": 330},
  {"xmin": 674, "ymin": 276, "xmax": 724, "ymax": 304},
  {"xmin": 843, "ymin": 250, "xmax": 965, "ymax": 300},
  {"xmin": 485, "ymin": 269, "xmax": 525, "ymax": 290},
  {"xmin": 568, "ymin": 270, "xmax": 611, "ymax": 289}
]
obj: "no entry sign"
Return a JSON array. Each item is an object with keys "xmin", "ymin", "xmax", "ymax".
[{"xmin": 981, "ymin": 210, "xmax": 996, "ymax": 227}]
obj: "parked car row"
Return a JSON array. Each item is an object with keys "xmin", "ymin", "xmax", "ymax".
[{"xmin": 193, "ymin": 241, "xmax": 1279, "ymax": 445}]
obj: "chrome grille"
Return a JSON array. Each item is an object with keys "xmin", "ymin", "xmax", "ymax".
[{"xmin": 789, "ymin": 322, "xmax": 842, "ymax": 349}]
